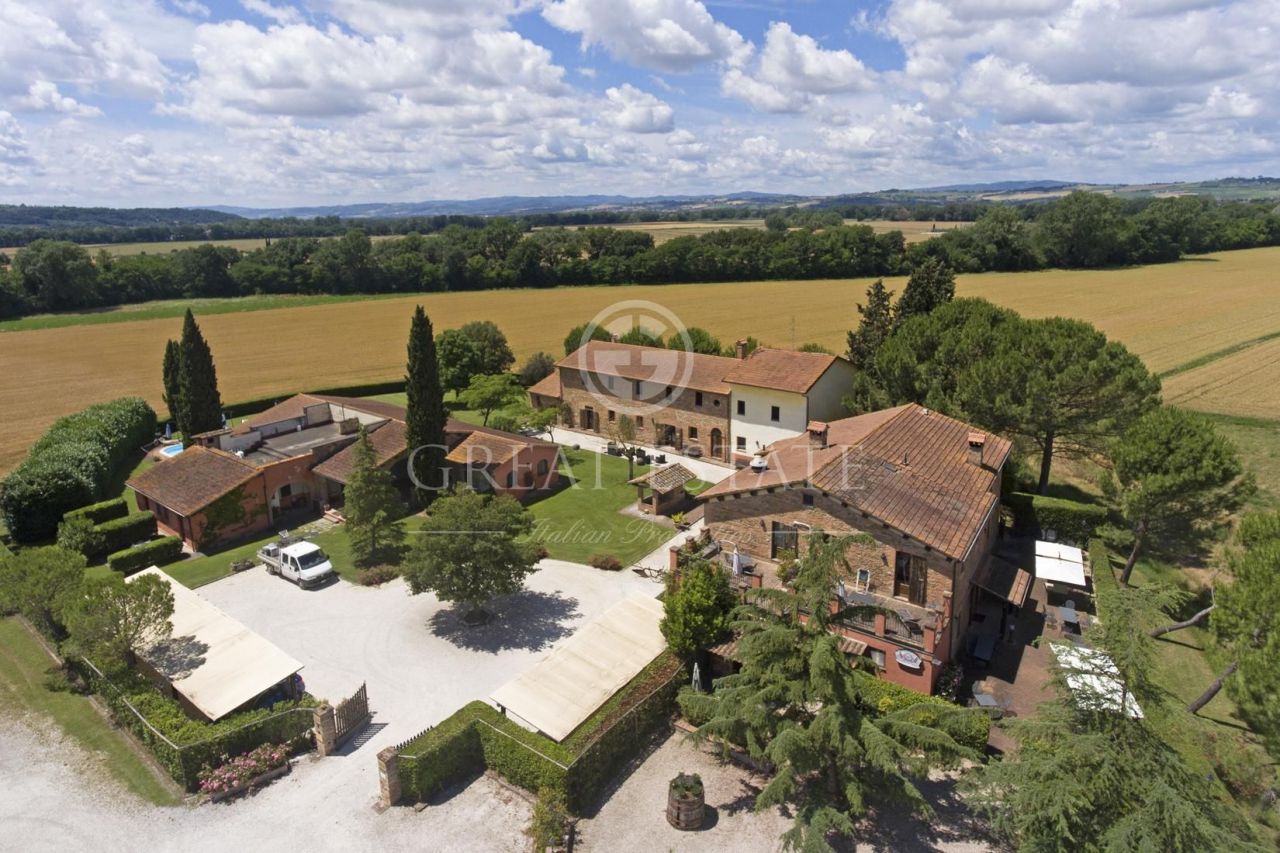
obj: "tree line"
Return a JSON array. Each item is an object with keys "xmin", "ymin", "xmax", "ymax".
[{"xmin": 3, "ymin": 191, "xmax": 1278, "ymax": 319}]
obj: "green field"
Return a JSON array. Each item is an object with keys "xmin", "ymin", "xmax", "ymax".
[{"xmin": 0, "ymin": 618, "xmax": 179, "ymax": 805}]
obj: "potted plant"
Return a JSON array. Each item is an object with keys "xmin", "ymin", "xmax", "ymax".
[
  {"xmin": 666, "ymin": 772, "xmax": 705, "ymax": 830},
  {"xmin": 672, "ymin": 511, "xmax": 690, "ymax": 531}
]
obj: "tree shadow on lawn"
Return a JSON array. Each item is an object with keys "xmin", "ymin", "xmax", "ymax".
[{"xmin": 428, "ymin": 590, "xmax": 580, "ymax": 653}]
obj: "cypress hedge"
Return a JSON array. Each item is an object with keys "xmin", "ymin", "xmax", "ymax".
[
  {"xmin": 107, "ymin": 536, "xmax": 183, "ymax": 575},
  {"xmin": 64, "ymin": 497, "xmax": 128, "ymax": 525},
  {"xmin": 0, "ymin": 397, "xmax": 156, "ymax": 542},
  {"xmin": 95, "ymin": 511, "xmax": 157, "ymax": 554},
  {"xmin": 1002, "ymin": 492, "xmax": 1110, "ymax": 544}
]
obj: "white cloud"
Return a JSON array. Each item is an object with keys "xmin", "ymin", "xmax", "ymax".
[
  {"xmin": 604, "ymin": 84, "xmax": 674, "ymax": 133},
  {"xmin": 543, "ymin": 0, "xmax": 751, "ymax": 72},
  {"xmin": 239, "ymin": 0, "xmax": 301, "ymax": 25},
  {"xmin": 16, "ymin": 81, "xmax": 102, "ymax": 117},
  {"xmin": 171, "ymin": 0, "xmax": 209, "ymax": 16},
  {"xmin": 722, "ymin": 22, "xmax": 876, "ymax": 113}
]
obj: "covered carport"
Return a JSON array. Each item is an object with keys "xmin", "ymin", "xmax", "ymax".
[
  {"xmin": 490, "ymin": 595, "xmax": 666, "ymax": 742},
  {"xmin": 130, "ymin": 567, "xmax": 305, "ymax": 722}
]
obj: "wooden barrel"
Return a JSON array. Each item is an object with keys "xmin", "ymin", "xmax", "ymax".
[{"xmin": 666, "ymin": 791, "xmax": 705, "ymax": 830}]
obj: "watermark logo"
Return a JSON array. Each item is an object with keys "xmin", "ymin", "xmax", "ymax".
[{"xmin": 578, "ymin": 299, "xmax": 694, "ymax": 418}]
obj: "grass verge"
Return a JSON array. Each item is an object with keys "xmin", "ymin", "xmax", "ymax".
[
  {"xmin": 527, "ymin": 450, "xmax": 672, "ymax": 565},
  {"xmin": 0, "ymin": 618, "xmax": 180, "ymax": 806}
]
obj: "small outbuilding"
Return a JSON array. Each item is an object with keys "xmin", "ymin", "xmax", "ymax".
[{"xmin": 629, "ymin": 463, "xmax": 697, "ymax": 516}]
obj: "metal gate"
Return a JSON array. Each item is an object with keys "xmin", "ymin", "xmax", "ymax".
[{"xmin": 334, "ymin": 682, "xmax": 370, "ymax": 748}]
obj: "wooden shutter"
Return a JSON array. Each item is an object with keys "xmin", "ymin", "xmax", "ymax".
[{"xmin": 909, "ymin": 556, "xmax": 928, "ymax": 605}]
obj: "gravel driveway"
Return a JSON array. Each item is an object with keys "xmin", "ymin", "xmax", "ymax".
[{"xmin": 0, "ymin": 559, "xmax": 662, "ymax": 852}]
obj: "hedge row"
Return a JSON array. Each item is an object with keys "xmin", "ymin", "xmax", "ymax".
[
  {"xmin": 1002, "ymin": 492, "xmax": 1110, "ymax": 544},
  {"xmin": 399, "ymin": 701, "xmax": 570, "ymax": 804},
  {"xmin": 1, "ymin": 398, "xmax": 156, "ymax": 543},
  {"xmin": 95, "ymin": 511, "xmax": 156, "ymax": 554},
  {"xmin": 217, "ymin": 379, "xmax": 408, "ymax": 421},
  {"xmin": 77, "ymin": 662, "xmax": 317, "ymax": 790},
  {"xmin": 399, "ymin": 653, "xmax": 684, "ymax": 812},
  {"xmin": 107, "ymin": 536, "xmax": 183, "ymax": 575},
  {"xmin": 64, "ymin": 497, "xmax": 128, "ymax": 525}
]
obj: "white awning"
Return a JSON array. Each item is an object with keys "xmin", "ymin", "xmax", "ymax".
[
  {"xmin": 1051, "ymin": 643, "xmax": 1143, "ymax": 719},
  {"xmin": 1035, "ymin": 539, "xmax": 1088, "ymax": 587},
  {"xmin": 490, "ymin": 595, "xmax": 666, "ymax": 742},
  {"xmin": 129, "ymin": 567, "xmax": 304, "ymax": 721},
  {"xmin": 1036, "ymin": 541, "xmax": 1084, "ymax": 564},
  {"xmin": 1035, "ymin": 555, "xmax": 1088, "ymax": 586}
]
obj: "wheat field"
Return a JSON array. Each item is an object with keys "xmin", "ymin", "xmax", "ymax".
[{"xmin": 1, "ymin": 246, "xmax": 1277, "ymax": 473}]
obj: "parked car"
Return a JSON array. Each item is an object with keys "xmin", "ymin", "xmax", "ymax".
[{"xmin": 257, "ymin": 539, "xmax": 336, "ymax": 589}]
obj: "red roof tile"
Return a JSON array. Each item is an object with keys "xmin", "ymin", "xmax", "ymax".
[
  {"xmin": 723, "ymin": 347, "xmax": 844, "ymax": 393},
  {"xmin": 127, "ymin": 446, "xmax": 259, "ymax": 517},
  {"xmin": 558, "ymin": 340, "xmax": 738, "ymax": 394}
]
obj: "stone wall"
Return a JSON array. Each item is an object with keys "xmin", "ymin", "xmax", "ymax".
[
  {"xmin": 557, "ymin": 368, "xmax": 732, "ymax": 462},
  {"xmin": 703, "ymin": 486, "xmax": 957, "ymax": 612}
]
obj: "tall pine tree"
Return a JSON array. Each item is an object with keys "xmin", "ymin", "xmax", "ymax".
[
  {"xmin": 344, "ymin": 426, "xmax": 406, "ymax": 567},
  {"xmin": 161, "ymin": 338, "xmax": 182, "ymax": 427},
  {"xmin": 894, "ymin": 258, "xmax": 956, "ymax": 325},
  {"xmin": 406, "ymin": 305, "xmax": 447, "ymax": 502},
  {"xmin": 177, "ymin": 309, "xmax": 223, "ymax": 442}
]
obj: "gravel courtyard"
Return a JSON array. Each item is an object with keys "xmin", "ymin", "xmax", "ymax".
[{"xmin": 0, "ymin": 558, "xmax": 663, "ymax": 852}]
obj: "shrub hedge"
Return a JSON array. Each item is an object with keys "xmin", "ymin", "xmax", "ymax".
[
  {"xmin": 95, "ymin": 511, "xmax": 157, "ymax": 554},
  {"xmin": 107, "ymin": 536, "xmax": 183, "ymax": 575},
  {"xmin": 78, "ymin": 662, "xmax": 317, "ymax": 790},
  {"xmin": 1002, "ymin": 492, "xmax": 1109, "ymax": 544},
  {"xmin": 399, "ymin": 652, "xmax": 684, "ymax": 812},
  {"xmin": 64, "ymin": 497, "xmax": 128, "ymax": 525},
  {"xmin": 1, "ymin": 398, "xmax": 156, "ymax": 542}
]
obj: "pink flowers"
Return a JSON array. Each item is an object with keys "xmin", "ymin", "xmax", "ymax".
[{"xmin": 198, "ymin": 743, "xmax": 288, "ymax": 797}]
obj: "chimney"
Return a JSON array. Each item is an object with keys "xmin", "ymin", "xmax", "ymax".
[
  {"xmin": 735, "ymin": 339, "xmax": 749, "ymax": 359},
  {"xmin": 807, "ymin": 420, "xmax": 829, "ymax": 449},
  {"xmin": 967, "ymin": 432, "xmax": 986, "ymax": 467}
]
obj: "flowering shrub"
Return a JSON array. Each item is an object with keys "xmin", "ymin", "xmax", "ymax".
[{"xmin": 198, "ymin": 743, "xmax": 289, "ymax": 797}]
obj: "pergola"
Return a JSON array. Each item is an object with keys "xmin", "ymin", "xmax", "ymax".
[{"xmin": 629, "ymin": 463, "xmax": 696, "ymax": 516}]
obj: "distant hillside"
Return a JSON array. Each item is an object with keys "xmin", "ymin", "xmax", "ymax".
[
  {"xmin": 0, "ymin": 205, "xmax": 242, "ymax": 228},
  {"xmin": 203, "ymin": 192, "xmax": 807, "ymax": 220}
]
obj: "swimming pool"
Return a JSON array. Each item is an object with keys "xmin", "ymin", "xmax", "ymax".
[{"xmin": 159, "ymin": 444, "xmax": 184, "ymax": 458}]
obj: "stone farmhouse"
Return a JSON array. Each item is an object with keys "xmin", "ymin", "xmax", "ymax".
[
  {"xmin": 127, "ymin": 394, "xmax": 560, "ymax": 551},
  {"xmin": 528, "ymin": 339, "xmax": 854, "ymax": 463},
  {"xmin": 698, "ymin": 404, "xmax": 1030, "ymax": 695}
]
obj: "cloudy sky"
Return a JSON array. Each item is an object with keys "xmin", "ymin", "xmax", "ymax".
[{"xmin": 0, "ymin": 0, "xmax": 1276, "ymax": 207}]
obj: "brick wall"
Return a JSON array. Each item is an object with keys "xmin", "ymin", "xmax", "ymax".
[
  {"xmin": 557, "ymin": 368, "xmax": 732, "ymax": 461},
  {"xmin": 703, "ymin": 486, "xmax": 956, "ymax": 612}
]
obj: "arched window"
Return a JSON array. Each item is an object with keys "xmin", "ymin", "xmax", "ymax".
[
  {"xmin": 536, "ymin": 459, "xmax": 549, "ymax": 476},
  {"xmin": 506, "ymin": 470, "xmax": 516, "ymax": 488}
]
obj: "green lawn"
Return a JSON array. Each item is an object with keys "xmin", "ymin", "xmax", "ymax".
[
  {"xmin": 162, "ymin": 534, "xmax": 273, "ymax": 588},
  {"xmin": 365, "ymin": 390, "xmax": 485, "ymax": 426},
  {"xmin": 0, "ymin": 618, "xmax": 180, "ymax": 805},
  {"xmin": 527, "ymin": 449, "xmax": 672, "ymax": 566},
  {"xmin": 1205, "ymin": 413, "xmax": 1280, "ymax": 509},
  {"xmin": 0, "ymin": 292, "xmax": 407, "ymax": 333}
]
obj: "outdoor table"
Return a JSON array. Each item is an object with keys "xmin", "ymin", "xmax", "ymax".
[
  {"xmin": 972, "ymin": 634, "xmax": 996, "ymax": 664},
  {"xmin": 1059, "ymin": 606, "xmax": 1081, "ymax": 630},
  {"xmin": 973, "ymin": 692, "xmax": 1000, "ymax": 708}
]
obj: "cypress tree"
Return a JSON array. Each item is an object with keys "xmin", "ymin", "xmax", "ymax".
[
  {"xmin": 406, "ymin": 305, "xmax": 447, "ymax": 502},
  {"xmin": 161, "ymin": 338, "xmax": 182, "ymax": 427},
  {"xmin": 177, "ymin": 309, "xmax": 223, "ymax": 442}
]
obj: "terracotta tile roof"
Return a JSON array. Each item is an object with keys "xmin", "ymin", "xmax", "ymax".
[
  {"xmin": 237, "ymin": 394, "xmax": 329, "ymax": 433},
  {"xmin": 628, "ymin": 463, "xmax": 696, "ymax": 493},
  {"xmin": 723, "ymin": 347, "xmax": 845, "ymax": 394},
  {"xmin": 127, "ymin": 446, "xmax": 259, "ymax": 517},
  {"xmin": 974, "ymin": 554, "xmax": 1032, "ymax": 607},
  {"xmin": 527, "ymin": 371, "xmax": 562, "ymax": 399},
  {"xmin": 446, "ymin": 430, "xmax": 525, "ymax": 466},
  {"xmin": 311, "ymin": 394, "xmax": 408, "ymax": 423},
  {"xmin": 701, "ymin": 404, "xmax": 1012, "ymax": 562},
  {"xmin": 558, "ymin": 340, "xmax": 738, "ymax": 394},
  {"xmin": 311, "ymin": 420, "xmax": 407, "ymax": 485}
]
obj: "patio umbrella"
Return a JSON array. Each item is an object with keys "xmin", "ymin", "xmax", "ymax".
[
  {"xmin": 691, "ymin": 662, "xmax": 701, "ymax": 692},
  {"xmin": 731, "ymin": 547, "xmax": 742, "ymax": 576},
  {"xmin": 163, "ymin": 422, "xmax": 172, "ymax": 440},
  {"xmin": 836, "ymin": 579, "xmax": 846, "ymax": 602}
]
